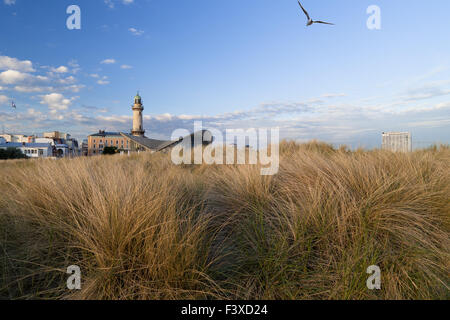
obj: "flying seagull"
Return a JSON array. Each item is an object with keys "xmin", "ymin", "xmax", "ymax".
[
  {"xmin": 11, "ymin": 101, "xmax": 16, "ymax": 109},
  {"xmin": 297, "ymin": 1, "xmax": 334, "ymax": 26}
]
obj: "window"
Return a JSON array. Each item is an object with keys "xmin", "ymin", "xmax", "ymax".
[
  {"xmin": 93, "ymin": 144, "xmax": 96, "ymax": 149},
  {"xmin": 39, "ymin": 149, "xmax": 43, "ymax": 156},
  {"xmin": 105, "ymin": 141, "xmax": 108, "ymax": 146},
  {"xmin": 93, "ymin": 139, "xmax": 96, "ymax": 143},
  {"xmin": 116, "ymin": 140, "xmax": 119, "ymax": 145}
]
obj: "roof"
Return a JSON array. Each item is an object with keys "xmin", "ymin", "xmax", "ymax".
[
  {"xmin": 89, "ymin": 132, "xmax": 122, "ymax": 137},
  {"xmin": 25, "ymin": 143, "xmax": 53, "ymax": 148},
  {"xmin": 120, "ymin": 130, "xmax": 213, "ymax": 152},
  {"xmin": 0, "ymin": 143, "xmax": 22, "ymax": 148},
  {"xmin": 0, "ymin": 142, "xmax": 52, "ymax": 148},
  {"xmin": 156, "ymin": 139, "xmax": 180, "ymax": 151},
  {"xmin": 120, "ymin": 133, "xmax": 170, "ymax": 150},
  {"xmin": 135, "ymin": 91, "xmax": 141, "ymax": 100}
]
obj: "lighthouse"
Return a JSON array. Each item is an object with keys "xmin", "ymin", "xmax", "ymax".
[{"xmin": 131, "ymin": 92, "xmax": 145, "ymax": 137}]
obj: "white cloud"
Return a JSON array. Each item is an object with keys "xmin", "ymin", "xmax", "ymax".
[
  {"xmin": 0, "ymin": 69, "xmax": 52, "ymax": 87},
  {"xmin": 40, "ymin": 93, "xmax": 73, "ymax": 111},
  {"xmin": 0, "ymin": 56, "xmax": 35, "ymax": 72},
  {"xmin": 58, "ymin": 76, "xmax": 76, "ymax": 85},
  {"xmin": 436, "ymin": 102, "xmax": 450, "ymax": 109},
  {"xmin": 104, "ymin": 0, "xmax": 114, "ymax": 8},
  {"xmin": 406, "ymin": 118, "xmax": 450, "ymax": 128},
  {"xmin": 4, "ymin": 0, "xmax": 16, "ymax": 6},
  {"xmin": 65, "ymin": 84, "xmax": 85, "ymax": 93},
  {"xmin": 97, "ymin": 80, "xmax": 110, "ymax": 85},
  {"xmin": 52, "ymin": 66, "xmax": 69, "ymax": 73},
  {"xmin": 101, "ymin": 59, "xmax": 116, "ymax": 65},
  {"xmin": 104, "ymin": 0, "xmax": 134, "ymax": 8},
  {"xmin": 406, "ymin": 88, "xmax": 450, "ymax": 101},
  {"xmin": 68, "ymin": 60, "xmax": 79, "ymax": 68},
  {"xmin": 68, "ymin": 60, "xmax": 81, "ymax": 74},
  {"xmin": 0, "ymin": 95, "xmax": 9, "ymax": 105},
  {"xmin": 0, "ymin": 56, "xmax": 85, "ymax": 94},
  {"xmin": 322, "ymin": 93, "xmax": 346, "ymax": 98},
  {"xmin": 402, "ymin": 80, "xmax": 450, "ymax": 102},
  {"xmin": 120, "ymin": 65, "xmax": 133, "ymax": 69},
  {"xmin": 129, "ymin": 27, "xmax": 144, "ymax": 36},
  {"xmin": 14, "ymin": 85, "xmax": 53, "ymax": 93},
  {"xmin": 4, "ymin": 69, "xmax": 84, "ymax": 93},
  {"xmin": 35, "ymin": 75, "xmax": 49, "ymax": 81},
  {"xmin": 97, "ymin": 76, "xmax": 110, "ymax": 85},
  {"xmin": 27, "ymin": 108, "xmax": 43, "ymax": 117},
  {"xmin": 0, "ymin": 70, "xmax": 29, "ymax": 84}
]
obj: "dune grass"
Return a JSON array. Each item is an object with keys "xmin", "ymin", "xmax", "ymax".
[{"xmin": 0, "ymin": 141, "xmax": 448, "ymax": 299}]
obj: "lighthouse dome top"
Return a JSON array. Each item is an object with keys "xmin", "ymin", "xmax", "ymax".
[{"xmin": 134, "ymin": 91, "xmax": 142, "ymax": 104}]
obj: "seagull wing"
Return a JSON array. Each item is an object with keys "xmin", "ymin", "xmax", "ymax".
[
  {"xmin": 297, "ymin": 0, "xmax": 310, "ymax": 20},
  {"xmin": 313, "ymin": 20, "xmax": 335, "ymax": 25}
]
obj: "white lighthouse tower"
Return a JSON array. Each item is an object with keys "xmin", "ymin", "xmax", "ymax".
[{"xmin": 131, "ymin": 92, "xmax": 145, "ymax": 137}]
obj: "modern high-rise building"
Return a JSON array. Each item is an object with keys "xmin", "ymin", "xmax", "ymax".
[{"xmin": 382, "ymin": 132, "xmax": 412, "ymax": 152}]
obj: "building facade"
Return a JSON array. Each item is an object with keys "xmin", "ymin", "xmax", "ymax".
[
  {"xmin": 0, "ymin": 142, "xmax": 53, "ymax": 158},
  {"xmin": 382, "ymin": 132, "xmax": 412, "ymax": 152},
  {"xmin": 43, "ymin": 131, "xmax": 71, "ymax": 140},
  {"xmin": 36, "ymin": 133, "xmax": 79, "ymax": 157},
  {"xmin": 0, "ymin": 134, "xmax": 35, "ymax": 143},
  {"xmin": 81, "ymin": 139, "xmax": 88, "ymax": 156},
  {"xmin": 21, "ymin": 143, "xmax": 54, "ymax": 158},
  {"xmin": 87, "ymin": 131, "xmax": 130, "ymax": 155}
]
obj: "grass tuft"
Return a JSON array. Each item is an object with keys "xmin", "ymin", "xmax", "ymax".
[{"xmin": 0, "ymin": 141, "xmax": 448, "ymax": 299}]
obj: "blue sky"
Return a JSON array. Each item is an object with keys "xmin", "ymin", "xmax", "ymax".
[{"xmin": 0, "ymin": 0, "xmax": 449, "ymax": 148}]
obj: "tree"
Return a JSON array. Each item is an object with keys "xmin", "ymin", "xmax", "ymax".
[{"xmin": 103, "ymin": 146, "xmax": 118, "ymax": 155}]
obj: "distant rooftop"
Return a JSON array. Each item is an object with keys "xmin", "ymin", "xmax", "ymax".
[
  {"xmin": 0, "ymin": 142, "xmax": 52, "ymax": 148},
  {"xmin": 382, "ymin": 132, "xmax": 411, "ymax": 135},
  {"xmin": 120, "ymin": 132, "xmax": 175, "ymax": 151},
  {"xmin": 89, "ymin": 131, "xmax": 122, "ymax": 137}
]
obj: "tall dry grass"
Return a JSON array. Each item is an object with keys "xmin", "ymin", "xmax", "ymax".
[{"xmin": 0, "ymin": 141, "xmax": 449, "ymax": 299}]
